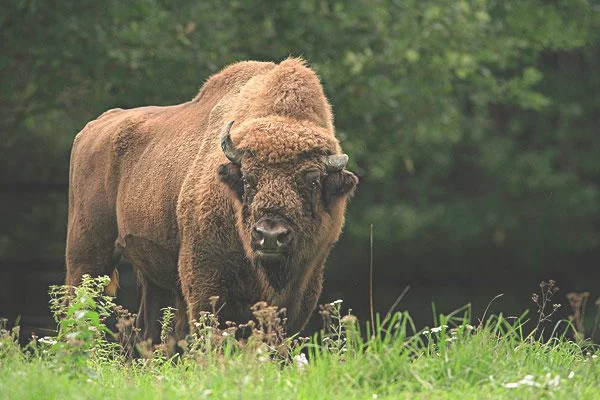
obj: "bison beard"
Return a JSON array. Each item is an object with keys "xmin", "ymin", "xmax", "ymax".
[
  {"xmin": 257, "ymin": 255, "xmax": 291, "ymax": 293},
  {"xmin": 65, "ymin": 58, "xmax": 357, "ymax": 343}
]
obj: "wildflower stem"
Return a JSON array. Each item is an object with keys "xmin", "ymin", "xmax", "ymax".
[{"xmin": 369, "ymin": 224, "xmax": 375, "ymax": 337}]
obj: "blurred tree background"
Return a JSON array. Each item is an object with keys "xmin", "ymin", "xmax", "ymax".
[{"xmin": 1, "ymin": 0, "xmax": 599, "ymax": 335}]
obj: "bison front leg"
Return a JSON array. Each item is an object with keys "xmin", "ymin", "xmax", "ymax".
[
  {"xmin": 178, "ymin": 250, "xmax": 253, "ymax": 331},
  {"xmin": 135, "ymin": 273, "xmax": 188, "ymax": 343}
]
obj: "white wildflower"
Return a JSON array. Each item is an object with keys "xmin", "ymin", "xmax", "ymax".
[
  {"xmin": 294, "ymin": 353, "xmax": 308, "ymax": 371},
  {"xmin": 503, "ymin": 375, "xmax": 540, "ymax": 388},
  {"xmin": 372, "ymin": 394, "xmax": 378, "ymax": 399},
  {"xmin": 545, "ymin": 373, "xmax": 560, "ymax": 388},
  {"xmin": 430, "ymin": 325, "xmax": 448, "ymax": 333},
  {"xmin": 38, "ymin": 336, "xmax": 57, "ymax": 345},
  {"xmin": 331, "ymin": 299, "xmax": 343, "ymax": 305},
  {"xmin": 503, "ymin": 373, "xmax": 562, "ymax": 389},
  {"xmin": 568, "ymin": 371, "xmax": 575, "ymax": 379},
  {"xmin": 66, "ymin": 332, "xmax": 78, "ymax": 340},
  {"xmin": 74, "ymin": 310, "xmax": 86, "ymax": 320},
  {"xmin": 222, "ymin": 332, "xmax": 229, "ymax": 337}
]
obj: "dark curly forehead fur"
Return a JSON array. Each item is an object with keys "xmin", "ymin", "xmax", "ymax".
[{"xmin": 222, "ymin": 58, "xmax": 341, "ymax": 163}]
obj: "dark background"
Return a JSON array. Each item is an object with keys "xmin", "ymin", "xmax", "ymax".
[{"xmin": 1, "ymin": 1, "xmax": 599, "ymax": 339}]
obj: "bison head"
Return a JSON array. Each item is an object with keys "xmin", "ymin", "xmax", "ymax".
[{"xmin": 217, "ymin": 120, "xmax": 358, "ymax": 289}]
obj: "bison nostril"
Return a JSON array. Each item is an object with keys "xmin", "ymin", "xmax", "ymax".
[
  {"xmin": 252, "ymin": 227, "xmax": 265, "ymax": 245},
  {"xmin": 276, "ymin": 230, "xmax": 291, "ymax": 247}
]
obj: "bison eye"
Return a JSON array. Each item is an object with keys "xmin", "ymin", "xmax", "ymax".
[{"xmin": 303, "ymin": 170, "xmax": 322, "ymax": 192}]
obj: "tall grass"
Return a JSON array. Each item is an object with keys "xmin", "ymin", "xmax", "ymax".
[{"xmin": 0, "ymin": 275, "xmax": 598, "ymax": 399}]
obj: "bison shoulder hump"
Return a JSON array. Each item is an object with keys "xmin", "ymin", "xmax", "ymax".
[{"xmin": 111, "ymin": 115, "xmax": 145, "ymax": 157}]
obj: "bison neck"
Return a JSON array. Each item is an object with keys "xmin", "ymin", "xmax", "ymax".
[
  {"xmin": 251, "ymin": 255, "xmax": 325, "ymax": 333},
  {"xmin": 255, "ymin": 257, "xmax": 292, "ymax": 293}
]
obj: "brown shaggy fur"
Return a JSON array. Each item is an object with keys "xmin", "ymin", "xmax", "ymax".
[{"xmin": 66, "ymin": 58, "xmax": 357, "ymax": 342}]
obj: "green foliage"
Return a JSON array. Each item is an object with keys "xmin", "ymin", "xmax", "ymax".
[
  {"xmin": 47, "ymin": 274, "xmax": 121, "ymax": 371},
  {"xmin": 1, "ymin": 278, "xmax": 599, "ymax": 398},
  {"xmin": 1, "ymin": 0, "xmax": 599, "ymax": 274}
]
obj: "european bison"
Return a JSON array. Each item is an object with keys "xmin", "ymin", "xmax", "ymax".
[{"xmin": 66, "ymin": 58, "xmax": 358, "ymax": 342}]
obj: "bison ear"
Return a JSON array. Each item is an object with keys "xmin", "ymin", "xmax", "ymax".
[
  {"xmin": 218, "ymin": 163, "xmax": 243, "ymax": 200},
  {"xmin": 322, "ymin": 170, "xmax": 358, "ymax": 209}
]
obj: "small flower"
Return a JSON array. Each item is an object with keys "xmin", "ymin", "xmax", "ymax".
[
  {"xmin": 294, "ymin": 353, "xmax": 308, "ymax": 371},
  {"xmin": 331, "ymin": 299, "xmax": 343, "ymax": 305},
  {"xmin": 38, "ymin": 336, "xmax": 57, "ymax": 345},
  {"xmin": 568, "ymin": 371, "xmax": 575, "ymax": 379},
  {"xmin": 503, "ymin": 375, "xmax": 541, "ymax": 389},
  {"xmin": 222, "ymin": 332, "xmax": 230, "ymax": 337},
  {"xmin": 74, "ymin": 310, "xmax": 87, "ymax": 320},
  {"xmin": 546, "ymin": 373, "xmax": 560, "ymax": 388},
  {"xmin": 430, "ymin": 325, "xmax": 448, "ymax": 333}
]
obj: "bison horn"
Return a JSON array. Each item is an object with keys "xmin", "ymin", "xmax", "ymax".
[
  {"xmin": 325, "ymin": 154, "xmax": 349, "ymax": 172},
  {"xmin": 221, "ymin": 120, "xmax": 243, "ymax": 165}
]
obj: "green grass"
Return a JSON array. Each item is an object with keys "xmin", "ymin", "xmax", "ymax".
[{"xmin": 1, "ymin": 276, "xmax": 598, "ymax": 399}]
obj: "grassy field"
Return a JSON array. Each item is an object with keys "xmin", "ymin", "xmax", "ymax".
[{"xmin": 1, "ymin": 276, "xmax": 598, "ymax": 399}]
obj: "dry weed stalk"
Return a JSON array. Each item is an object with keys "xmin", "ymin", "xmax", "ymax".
[
  {"xmin": 531, "ymin": 280, "xmax": 561, "ymax": 332},
  {"xmin": 114, "ymin": 305, "xmax": 141, "ymax": 359}
]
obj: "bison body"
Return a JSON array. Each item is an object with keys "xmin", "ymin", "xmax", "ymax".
[{"xmin": 66, "ymin": 59, "xmax": 357, "ymax": 341}]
